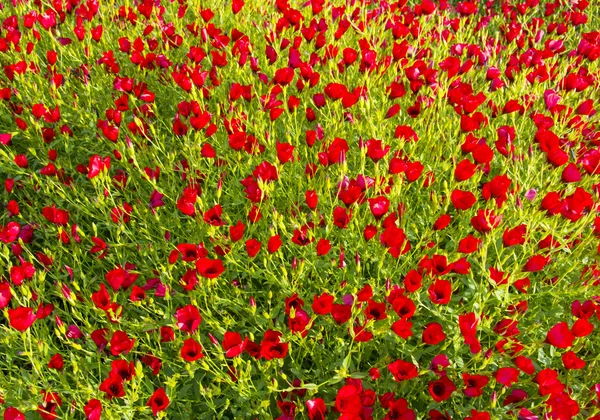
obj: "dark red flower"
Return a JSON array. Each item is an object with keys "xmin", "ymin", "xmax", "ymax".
[{"xmin": 422, "ymin": 323, "xmax": 446, "ymax": 345}]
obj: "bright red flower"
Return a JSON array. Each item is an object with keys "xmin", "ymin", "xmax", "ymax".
[
  {"xmin": 174, "ymin": 305, "xmax": 202, "ymax": 333},
  {"xmin": 546, "ymin": 322, "xmax": 574, "ymax": 348},
  {"xmin": 306, "ymin": 398, "xmax": 327, "ymax": 420},
  {"xmin": 428, "ymin": 376, "xmax": 456, "ymax": 402},
  {"xmin": 388, "ymin": 360, "xmax": 419, "ymax": 382},
  {"xmin": 196, "ymin": 258, "xmax": 225, "ymax": 279},
  {"xmin": 84, "ymin": 399, "xmax": 102, "ymax": 420},
  {"xmin": 422, "ymin": 323, "xmax": 446, "ymax": 345},
  {"xmin": 428, "ymin": 279, "xmax": 452, "ymax": 305},
  {"xmin": 109, "ymin": 330, "xmax": 135, "ymax": 356},
  {"xmin": 180, "ymin": 338, "xmax": 204, "ymax": 362},
  {"xmin": 8, "ymin": 306, "xmax": 36, "ymax": 331},
  {"xmin": 462, "ymin": 373, "xmax": 489, "ymax": 397},
  {"xmin": 335, "ymin": 385, "xmax": 362, "ymax": 416},
  {"xmin": 147, "ymin": 388, "xmax": 170, "ymax": 416}
]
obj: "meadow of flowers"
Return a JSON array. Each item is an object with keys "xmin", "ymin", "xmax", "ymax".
[{"xmin": 1, "ymin": 0, "xmax": 600, "ymax": 418}]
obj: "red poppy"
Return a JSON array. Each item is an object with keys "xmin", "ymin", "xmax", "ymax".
[
  {"xmin": 306, "ymin": 398, "xmax": 326, "ymax": 420},
  {"xmin": 147, "ymin": 387, "xmax": 170, "ymax": 416},
  {"xmin": 222, "ymin": 331, "xmax": 248, "ymax": 358},
  {"xmin": 388, "ymin": 359, "xmax": 419, "ymax": 382},
  {"xmin": 546, "ymin": 322, "xmax": 574, "ymax": 348},
  {"xmin": 312, "ymin": 293, "xmax": 334, "ymax": 315},
  {"xmin": 196, "ymin": 258, "xmax": 225, "ymax": 279},
  {"xmin": 8, "ymin": 306, "xmax": 36, "ymax": 331},
  {"xmin": 180, "ymin": 338, "xmax": 204, "ymax": 362},
  {"xmin": 422, "ymin": 323, "xmax": 446, "ymax": 345},
  {"xmin": 428, "ymin": 280, "xmax": 452, "ymax": 305},
  {"xmin": 109, "ymin": 330, "xmax": 135, "ymax": 356},
  {"xmin": 174, "ymin": 305, "xmax": 202, "ymax": 334},
  {"xmin": 84, "ymin": 399, "xmax": 102, "ymax": 420},
  {"xmin": 428, "ymin": 376, "xmax": 456, "ymax": 402},
  {"xmin": 335, "ymin": 385, "xmax": 362, "ymax": 416},
  {"xmin": 99, "ymin": 373, "xmax": 125, "ymax": 399},
  {"xmin": 462, "ymin": 373, "xmax": 489, "ymax": 397}
]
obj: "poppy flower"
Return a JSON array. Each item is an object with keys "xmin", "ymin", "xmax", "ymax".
[
  {"xmin": 109, "ymin": 330, "xmax": 135, "ymax": 356},
  {"xmin": 99, "ymin": 373, "xmax": 125, "ymax": 399},
  {"xmin": 147, "ymin": 388, "xmax": 170, "ymax": 416},
  {"xmin": 546, "ymin": 322, "xmax": 574, "ymax": 348},
  {"xmin": 422, "ymin": 323, "xmax": 446, "ymax": 345},
  {"xmin": 388, "ymin": 359, "xmax": 419, "ymax": 382},
  {"xmin": 8, "ymin": 306, "xmax": 36, "ymax": 331},
  {"xmin": 174, "ymin": 305, "xmax": 202, "ymax": 333},
  {"xmin": 312, "ymin": 293, "xmax": 334, "ymax": 315},
  {"xmin": 306, "ymin": 398, "xmax": 326, "ymax": 420},
  {"xmin": 428, "ymin": 280, "xmax": 452, "ymax": 305},
  {"xmin": 335, "ymin": 385, "xmax": 362, "ymax": 416},
  {"xmin": 196, "ymin": 258, "xmax": 225, "ymax": 279},
  {"xmin": 180, "ymin": 338, "xmax": 204, "ymax": 362},
  {"xmin": 462, "ymin": 373, "xmax": 489, "ymax": 397},
  {"xmin": 428, "ymin": 376, "xmax": 456, "ymax": 402},
  {"xmin": 495, "ymin": 367, "xmax": 520, "ymax": 387},
  {"xmin": 222, "ymin": 331, "xmax": 248, "ymax": 358},
  {"xmin": 259, "ymin": 330, "xmax": 288, "ymax": 360},
  {"xmin": 84, "ymin": 399, "xmax": 102, "ymax": 420}
]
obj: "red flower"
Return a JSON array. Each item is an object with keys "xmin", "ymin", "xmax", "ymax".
[
  {"xmin": 180, "ymin": 338, "xmax": 204, "ymax": 362},
  {"xmin": 306, "ymin": 398, "xmax": 327, "ymax": 420},
  {"xmin": 495, "ymin": 367, "xmax": 520, "ymax": 387},
  {"xmin": 8, "ymin": 306, "xmax": 36, "ymax": 331},
  {"xmin": 259, "ymin": 330, "xmax": 288, "ymax": 360},
  {"xmin": 428, "ymin": 376, "xmax": 456, "ymax": 402},
  {"xmin": 462, "ymin": 373, "xmax": 489, "ymax": 397},
  {"xmin": 203, "ymin": 204, "xmax": 225, "ymax": 226},
  {"xmin": 388, "ymin": 359, "xmax": 419, "ymax": 382},
  {"xmin": 391, "ymin": 319, "xmax": 413, "ymax": 339},
  {"xmin": 312, "ymin": 293, "xmax": 334, "ymax": 315},
  {"xmin": 535, "ymin": 368, "xmax": 565, "ymax": 396},
  {"xmin": 546, "ymin": 322, "xmax": 574, "ymax": 348},
  {"xmin": 451, "ymin": 189, "xmax": 477, "ymax": 210},
  {"xmin": 267, "ymin": 234, "xmax": 283, "ymax": 253},
  {"xmin": 316, "ymin": 238, "xmax": 331, "ymax": 256},
  {"xmin": 335, "ymin": 385, "xmax": 362, "ymax": 416},
  {"xmin": 174, "ymin": 305, "xmax": 202, "ymax": 334},
  {"xmin": 99, "ymin": 373, "xmax": 125, "ymax": 399},
  {"xmin": 84, "ymin": 399, "xmax": 102, "ymax": 420},
  {"xmin": 428, "ymin": 279, "xmax": 452, "ymax": 305},
  {"xmin": 422, "ymin": 323, "xmax": 446, "ymax": 345},
  {"xmin": 245, "ymin": 238, "xmax": 262, "ymax": 258},
  {"xmin": 222, "ymin": 331, "xmax": 248, "ymax": 358},
  {"xmin": 147, "ymin": 388, "xmax": 170, "ymax": 416},
  {"xmin": 368, "ymin": 196, "xmax": 390, "ymax": 220},
  {"xmin": 48, "ymin": 354, "xmax": 64, "ymax": 370},
  {"xmin": 109, "ymin": 330, "xmax": 135, "ymax": 356},
  {"xmin": 196, "ymin": 258, "xmax": 225, "ymax": 279},
  {"xmin": 111, "ymin": 359, "xmax": 135, "ymax": 381},
  {"xmin": 3, "ymin": 407, "xmax": 25, "ymax": 420},
  {"xmin": 562, "ymin": 351, "xmax": 586, "ymax": 370}
]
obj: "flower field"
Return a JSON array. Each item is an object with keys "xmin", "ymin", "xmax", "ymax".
[{"xmin": 1, "ymin": 0, "xmax": 600, "ymax": 418}]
